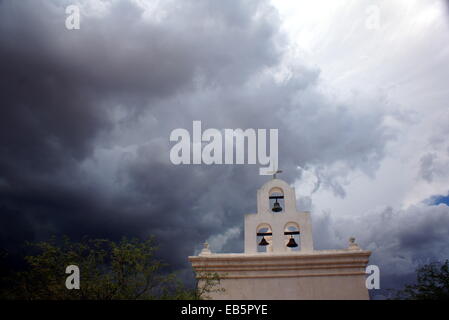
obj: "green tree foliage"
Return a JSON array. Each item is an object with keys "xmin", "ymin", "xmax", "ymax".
[
  {"xmin": 192, "ymin": 272, "xmax": 226, "ymax": 300},
  {"xmin": 394, "ymin": 260, "xmax": 449, "ymax": 300},
  {"xmin": 0, "ymin": 236, "xmax": 223, "ymax": 300}
]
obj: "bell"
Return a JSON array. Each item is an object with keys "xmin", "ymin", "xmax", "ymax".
[
  {"xmin": 258, "ymin": 236, "xmax": 269, "ymax": 246},
  {"xmin": 286, "ymin": 236, "xmax": 298, "ymax": 248},
  {"xmin": 272, "ymin": 199, "xmax": 282, "ymax": 212}
]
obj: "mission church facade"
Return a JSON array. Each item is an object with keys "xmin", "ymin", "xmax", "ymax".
[{"xmin": 189, "ymin": 176, "xmax": 371, "ymax": 299}]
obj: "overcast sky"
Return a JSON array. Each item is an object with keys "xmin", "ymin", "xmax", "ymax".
[{"xmin": 1, "ymin": 0, "xmax": 448, "ymax": 298}]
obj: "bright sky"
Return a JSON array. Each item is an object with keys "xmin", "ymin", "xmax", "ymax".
[{"xmin": 270, "ymin": 0, "xmax": 449, "ymax": 220}]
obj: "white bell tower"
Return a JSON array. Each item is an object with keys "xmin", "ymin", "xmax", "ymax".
[{"xmin": 244, "ymin": 178, "xmax": 314, "ymax": 253}]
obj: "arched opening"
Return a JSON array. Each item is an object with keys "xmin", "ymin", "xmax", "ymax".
[
  {"xmin": 256, "ymin": 223, "xmax": 273, "ymax": 253},
  {"xmin": 284, "ymin": 222, "xmax": 300, "ymax": 252},
  {"xmin": 268, "ymin": 187, "xmax": 284, "ymax": 213}
]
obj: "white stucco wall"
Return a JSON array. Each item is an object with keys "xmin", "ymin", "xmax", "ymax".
[{"xmin": 189, "ymin": 250, "xmax": 371, "ymax": 300}]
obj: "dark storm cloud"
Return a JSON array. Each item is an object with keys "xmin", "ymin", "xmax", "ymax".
[
  {"xmin": 1, "ymin": 0, "xmax": 395, "ymax": 278},
  {"xmin": 0, "ymin": 0, "xmax": 279, "ymax": 174},
  {"xmin": 0, "ymin": 0, "xmax": 283, "ymax": 268}
]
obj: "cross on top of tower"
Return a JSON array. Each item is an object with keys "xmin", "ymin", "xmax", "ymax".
[{"xmin": 271, "ymin": 169, "xmax": 282, "ymax": 179}]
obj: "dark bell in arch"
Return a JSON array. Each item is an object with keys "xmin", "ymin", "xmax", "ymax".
[
  {"xmin": 272, "ymin": 199, "xmax": 282, "ymax": 212},
  {"xmin": 286, "ymin": 236, "xmax": 298, "ymax": 248},
  {"xmin": 258, "ymin": 236, "xmax": 269, "ymax": 246}
]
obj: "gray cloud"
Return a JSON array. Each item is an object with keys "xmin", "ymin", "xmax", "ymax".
[{"xmin": 420, "ymin": 153, "xmax": 437, "ymax": 182}]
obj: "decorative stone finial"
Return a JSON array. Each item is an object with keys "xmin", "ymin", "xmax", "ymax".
[
  {"xmin": 348, "ymin": 237, "xmax": 361, "ymax": 250},
  {"xmin": 199, "ymin": 241, "xmax": 212, "ymax": 256}
]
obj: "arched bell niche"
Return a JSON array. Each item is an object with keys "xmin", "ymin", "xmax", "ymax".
[
  {"xmin": 256, "ymin": 223, "xmax": 273, "ymax": 253},
  {"xmin": 284, "ymin": 222, "xmax": 300, "ymax": 252},
  {"xmin": 268, "ymin": 187, "xmax": 284, "ymax": 214}
]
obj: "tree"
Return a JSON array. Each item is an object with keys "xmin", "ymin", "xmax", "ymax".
[
  {"xmin": 0, "ymin": 236, "xmax": 223, "ymax": 300},
  {"xmin": 159, "ymin": 271, "xmax": 225, "ymax": 300},
  {"xmin": 191, "ymin": 271, "xmax": 225, "ymax": 300},
  {"xmin": 394, "ymin": 260, "xmax": 449, "ymax": 300}
]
